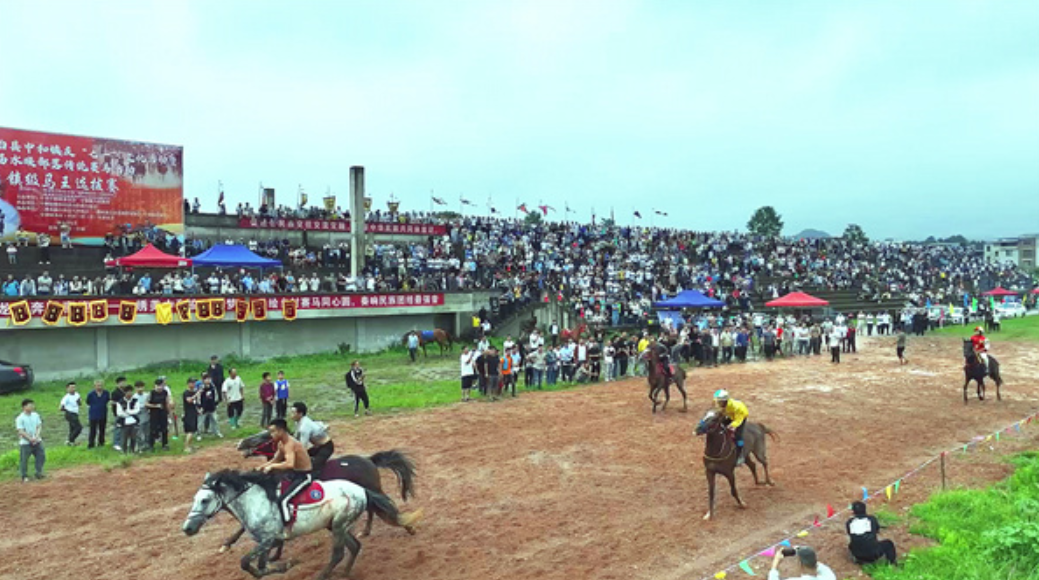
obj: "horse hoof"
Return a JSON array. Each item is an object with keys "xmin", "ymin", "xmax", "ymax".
[
  {"xmin": 737, "ymin": 502, "xmax": 747, "ymax": 509},
  {"xmin": 219, "ymin": 546, "xmax": 229, "ymax": 554},
  {"xmin": 703, "ymin": 512, "xmax": 712, "ymax": 521},
  {"xmin": 679, "ymin": 408, "xmax": 688, "ymax": 413}
]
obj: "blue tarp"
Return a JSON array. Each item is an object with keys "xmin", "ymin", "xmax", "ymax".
[
  {"xmin": 653, "ymin": 290, "xmax": 725, "ymax": 309},
  {"xmin": 190, "ymin": 244, "xmax": 283, "ymax": 268}
]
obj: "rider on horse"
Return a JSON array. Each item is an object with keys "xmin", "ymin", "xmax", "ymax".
[
  {"xmin": 257, "ymin": 418, "xmax": 313, "ymax": 534},
  {"xmin": 714, "ymin": 389, "xmax": 749, "ymax": 465},
  {"xmin": 970, "ymin": 326, "xmax": 990, "ymax": 371},
  {"xmin": 654, "ymin": 337, "xmax": 674, "ymax": 384}
]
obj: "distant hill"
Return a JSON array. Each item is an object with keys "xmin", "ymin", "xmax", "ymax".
[{"xmin": 793, "ymin": 228, "xmax": 831, "ymax": 239}]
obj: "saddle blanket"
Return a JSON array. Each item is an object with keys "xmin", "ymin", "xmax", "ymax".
[
  {"xmin": 279, "ymin": 480, "xmax": 326, "ymax": 525},
  {"xmin": 421, "ymin": 330, "xmax": 436, "ymax": 341}
]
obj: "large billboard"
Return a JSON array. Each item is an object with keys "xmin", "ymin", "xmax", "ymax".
[{"xmin": 0, "ymin": 127, "xmax": 183, "ymax": 244}]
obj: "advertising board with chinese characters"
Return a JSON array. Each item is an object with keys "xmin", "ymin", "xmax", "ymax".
[
  {"xmin": 0, "ymin": 293, "xmax": 446, "ymax": 327},
  {"xmin": 0, "ymin": 127, "xmax": 183, "ymax": 244},
  {"xmin": 238, "ymin": 217, "xmax": 447, "ymax": 236}
]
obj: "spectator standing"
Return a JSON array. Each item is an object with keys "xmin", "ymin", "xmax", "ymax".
[
  {"xmin": 115, "ymin": 385, "xmax": 140, "ymax": 454},
  {"xmin": 109, "ymin": 376, "xmax": 128, "ymax": 451},
  {"xmin": 16, "ymin": 399, "xmax": 46, "ymax": 482},
  {"xmin": 346, "ymin": 361, "xmax": 370, "ymax": 416},
  {"xmin": 550, "ymin": 321, "xmax": 559, "ymax": 347},
  {"xmin": 274, "ymin": 371, "xmax": 290, "ymax": 420},
  {"xmin": 146, "ymin": 379, "xmax": 170, "ymax": 451},
  {"xmin": 86, "ymin": 380, "xmax": 110, "ymax": 448},
  {"xmin": 259, "ymin": 372, "xmax": 276, "ymax": 427},
  {"xmin": 459, "ymin": 347, "xmax": 477, "ymax": 402},
  {"xmin": 58, "ymin": 382, "xmax": 83, "ymax": 446},
  {"xmin": 407, "ymin": 332, "xmax": 420, "ymax": 363},
  {"xmin": 501, "ymin": 348, "xmax": 515, "ymax": 397},
  {"xmin": 768, "ymin": 546, "xmax": 836, "ymax": 580},
  {"xmin": 199, "ymin": 375, "xmax": 223, "ymax": 438},
  {"xmin": 529, "ymin": 345, "xmax": 546, "ymax": 389},
  {"xmin": 544, "ymin": 346, "xmax": 559, "ymax": 386},
  {"xmin": 603, "ymin": 342, "xmax": 616, "ymax": 382},
  {"xmin": 896, "ymin": 330, "xmax": 908, "ymax": 365},
  {"xmin": 847, "ymin": 501, "xmax": 898, "ymax": 565},
  {"xmin": 222, "ymin": 368, "xmax": 245, "ymax": 430},
  {"xmin": 482, "ymin": 347, "xmax": 502, "ymax": 400},
  {"xmin": 132, "ymin": 381, "xmax": 150, "ymax": 451},
  {"xmin": 206, "ymin": 356, "xmax": 226, "ymax": 403},
  {"xmin": 182, "ymin": 378, "xmax": 200, "ymax": 453},
  {"xmin": 559, "ymin": 341, "xmax": 575, "ymax": 383},
  {"xmin": 37, "ymin": 232, "xmax": 51, "ymax": 265},
  {"xmin": 829, "ymin": 325, "xmax": 843, "ymax": 364},
  {"xmin": 721, "ymin": 327, "xmax": 735, "ymax": 363}
]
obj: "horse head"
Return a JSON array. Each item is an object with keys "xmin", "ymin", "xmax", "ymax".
[
  {"xmin": 962, "ymin": 339, "xmax": 973, "ymax": 359},
  {"xmin": 695, "ymin": 409, "xmax": 725, "ymax": 436},
  {"xmin": 237, "ymin": 431, "xmax": 276, "ymax": 459},
  {"xmin": 182, "ymin": 472, "xmax": 223, "ymax": 536}
]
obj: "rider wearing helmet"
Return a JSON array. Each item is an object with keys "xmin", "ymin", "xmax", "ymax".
[
  {"xmin": 655, "ymin": 336, "xmax": 674, "ymax": 383},
  {"xmin": 714, "ymin": 389, "xmax": 749, "ymax": 464},
  {"xmin": 971, "ymin": 327, "xmax": 989, "ymax": 370}
]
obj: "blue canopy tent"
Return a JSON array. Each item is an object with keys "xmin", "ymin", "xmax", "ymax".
[
  {"xmin": 190, "ymin": 244, "xmax": 283, "ymax": 270},
  {"xmin": 653, "ymin": 290, "xmax": 725, "ymax": 309}
]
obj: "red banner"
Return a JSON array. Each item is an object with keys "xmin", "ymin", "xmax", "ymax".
[
  {"xmin": 237, "ymin": 217, "xmax": 446, "ymax": 236},
  {"xmin": 0, "ymin": 127, "xmax": 183, "ymax": 244},
  {"xmin": 0, "ymin": 293, "xmax": 445, "ymax": 320}
]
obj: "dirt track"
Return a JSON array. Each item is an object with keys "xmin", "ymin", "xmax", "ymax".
[{"xmin": 3, "ymin": 335, "xmax": 1038, "ymax": 580}]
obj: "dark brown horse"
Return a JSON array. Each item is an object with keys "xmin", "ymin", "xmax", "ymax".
[
  {"xmin": 963, "ymin": 339, "xmax": 1003, "ymax": 403},
  {"xmin": 402, "ymin": 329, "xmax": 454, "ymax": 357},
  {"xmin": 695, "ymin": 409, "xmax": 777, "ymax": 520},
  {"xmin": 643, "ymin": 342, "xmax": 688, "ymax": 413}
]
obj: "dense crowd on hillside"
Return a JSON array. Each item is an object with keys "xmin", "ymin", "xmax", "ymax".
[{"xmin": 3, "ymin": 211, "xmax": 1034, "ymax": 324}]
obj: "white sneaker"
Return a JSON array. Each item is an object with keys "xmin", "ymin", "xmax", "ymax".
[{"xmin": 113, "ymin": 445, "xmax": 122, "ymax": 452}]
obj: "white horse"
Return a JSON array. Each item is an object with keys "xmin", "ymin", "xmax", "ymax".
[{"xmin": 183, "ymin": 470, "xmax": 418, "ymax": 579}]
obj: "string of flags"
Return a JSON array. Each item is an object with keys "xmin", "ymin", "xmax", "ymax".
[
  {"xmin": 3, "ymin": 298, "xmax": 299, "ymax": 327},
  {"xmin": 701, "ymin": 410, "xmax": 1039, "ymax": 580}
]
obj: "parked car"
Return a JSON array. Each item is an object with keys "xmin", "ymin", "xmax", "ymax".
[
  {"xmin": 996, "ymin": 302, "xmax": 1027, "ymax": 319},
  {"xmin": 948, "ymin": 307, "xmax": 966, "ymax": 325},
  {"xmin": 0, "ymin": 360, "xmax": 34, "ymax": 395}
]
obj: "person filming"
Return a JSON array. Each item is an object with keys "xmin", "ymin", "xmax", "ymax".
[{"xmin": 768, "ymin": 546, "xmax": 836, "ymax": 580}]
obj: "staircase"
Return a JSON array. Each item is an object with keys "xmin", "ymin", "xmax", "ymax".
[{"xmin": 0, "ymin": 245, "xmax": 109, "ymax": 280}]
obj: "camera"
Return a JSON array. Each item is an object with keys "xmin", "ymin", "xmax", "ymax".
[{"xmin": 781, "ymin": 547, "xmax": 797, "ymax": 557}]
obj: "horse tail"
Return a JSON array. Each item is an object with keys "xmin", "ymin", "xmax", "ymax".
[
  {"xmin": 364, "ymin": 488, "xmax": 401, "ymax": 524},
  {"xmin": 759, "ymin": 424, "xmax": 780, "ymax": 443},
  {"xmin": 369, "ymin": 450, "xmax": 417, "ymax": 502}
]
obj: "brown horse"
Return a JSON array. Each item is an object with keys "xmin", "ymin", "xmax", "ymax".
[
  {"xmin": 560, "ymin": 323, "xmax": 588, "ymax": 343},
  {"xmin": 402, "ymin": 329, "xmax": 454, "ymax": 357},
  {"xmin": 695, "ymin": 409, "xmax": 778, "ymax": 520},
  {"xmin": 643, "ymin": 342, "xmax": 688, "ymax": 413}
]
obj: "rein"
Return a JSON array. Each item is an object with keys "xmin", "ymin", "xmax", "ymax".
[
  {"xmin": 188, "ymin": 481, "xmax": 253, "ymax": 522},
  {"xmin": 701, "ymin": 423, "xmax": 736, "ymax": 462}
]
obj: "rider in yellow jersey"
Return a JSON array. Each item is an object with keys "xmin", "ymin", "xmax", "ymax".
[{"xmin": 714, "ymin": 389, "xmax": 749, "ymax": 464}]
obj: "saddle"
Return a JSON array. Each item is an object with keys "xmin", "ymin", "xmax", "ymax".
[{"xmin": 278, "ymin": 480, "xmax": 326, "ymax": 525}]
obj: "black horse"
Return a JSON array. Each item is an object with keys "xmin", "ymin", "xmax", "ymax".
[{"xmin": 963, "ymin": 339, "xmax": 1003, "ymax": 403}]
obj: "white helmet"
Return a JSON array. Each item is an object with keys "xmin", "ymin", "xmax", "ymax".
[{"xmin": 713, "ymin": 389, "xmax": 729, "ymax": 401}]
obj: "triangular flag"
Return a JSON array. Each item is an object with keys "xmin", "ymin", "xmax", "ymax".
[
  {"xmin": 984, "ymin": 434, "xmax": 992, "ymax": 442},
  {"xmin": 759, "ymin": 548, "xmax": 776, "ymax": 557},
  {"xmin": 862, "ymin": 487, "xmax": 869, "ymax": 501},
  {"xmin": 995, "ymin": 431, "xmax": 1001, "ymax": 442},
  {"xmin": 894, "ymin": 480, "xmax": 901, "ymax": 493},
  {"xmin": 780, "ymin": 540, "xmax": 792, "ymax": 547},
  {"xmin": 963, "ymin": 444, "xmax": 968, "ymax": 453},
  {"xmin": 826, "ymin": 504, "xmax": 835, "ymax": 518},
  {"xmin": 796, "ymin": 530, "xmax": 809, "ymax": 538},
  {"xmin": 739, "ymin": 560, "xmax": 756, "ymax": 576},
  {"xmin": 1015, "ymin": 423, "xmax": 1022, "ymax": 433},
  {"xmin": 813, "ymin": 516, "xmax": 821, "ymax": 527},
  {"xmin": 885, "ymin": 486, "xmax": 892, "ymax": 500},
  {"xmin": 714, "ymin": 572, "xmax": 726, "ymax": 580}
]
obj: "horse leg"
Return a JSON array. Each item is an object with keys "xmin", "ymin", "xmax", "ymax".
[
  {"xmin": 963, "ymin": 376, "xmax": 969, "ymax": 404},
  {"xmin": 725, "ymin": 471, "xmax": 746, "ymax": 509},
  {"xmin": 675, "ymin": 378, "xmax": 688, "ymax": 413},
  {"xmin": 268, "ymin": 540, "xmax": 284, "ymax": 563},
  {"xmin": 220, "ymin": 526, "xmax": 247, "ymax": 553},
  {"xmin": 315, "ymin": 527, "xmax": 349, "ymax": 580},
  {"xmin": 240, "ymin": 540, "xmax": 276, "ymax": 578},
  {"xmin": 649, "ymin": 384, "xmax": 660, "ymax": 413},
  {"xmin": 363, "ymin": 508, "xmax": 374, "ymax": 537},
  {"xmin": 703, "ymin": 469, "xmax": 717, "ymax": 520},
  {"xmin": 661, "ymin": 383, "xmax": 671, "ymax": 412},
  {"xmin": 340, "ymin": 531, "xmax": 363, "ymax": 579},
  {"xmin": 978, "ymin": 378, "xmax": 985, "ymax": 401},
  {"xmin": 745, "ymin": 456, "xmax": 761, "ymax": 485}
]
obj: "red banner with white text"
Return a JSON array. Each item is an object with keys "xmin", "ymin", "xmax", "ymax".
[
  {"xmin": 0, "ymin": 127, "xmax": 183, "ymax": 244},
  {"xmin": 238, "ymin": 217, "xmax": 446, "ymax": 236}
]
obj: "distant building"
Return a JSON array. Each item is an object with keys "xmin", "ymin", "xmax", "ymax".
[{"xmin": 984, "ymin": 234, "xmax": 1037, "ymax": 269}]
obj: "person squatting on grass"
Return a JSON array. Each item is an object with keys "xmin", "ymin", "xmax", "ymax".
[{"xmin": 846, "ymin": 502, "xmax": 897, "ymax": 565}]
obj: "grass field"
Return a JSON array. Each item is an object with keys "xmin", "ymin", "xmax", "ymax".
[
  {"xmin": 870, "ymin": 452, "xmax": 1039, "ymax": 580},
  {"xmin": 1, "ymin": 338, "xmax": 588, "ymax": 479},
  {"xmin": 930, "ymin": 312, "xmax": 1039, "ymax": 341}
]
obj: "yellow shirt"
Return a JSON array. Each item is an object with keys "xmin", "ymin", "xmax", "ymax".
[
  {"xmin": 721, "ymin": 399, "xmax": 749, "ymax": 428},
  {"xmin": 637, "ymin": 338, "xmax": 650, "ymax": 353}
]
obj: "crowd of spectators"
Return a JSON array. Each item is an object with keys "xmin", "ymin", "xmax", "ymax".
[{"xmin": 3, "ymin": 210, "xmax": 1034, "ymax": 323}]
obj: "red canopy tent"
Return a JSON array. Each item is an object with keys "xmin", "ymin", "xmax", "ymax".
[
  {"xmin": 1031, "ymin": 288, "xmax": 1039, "ymax": 295},
  {"xmin": 106, "ymin": 244, "xmax": 192, "ymax": 268},
  {"xmin": 982, "ymin": 287, "xmax": 1017, "ymax": 297},
  {"xmin": 765, "ymin": 291, "xmax": 830, "ymax": 308}
]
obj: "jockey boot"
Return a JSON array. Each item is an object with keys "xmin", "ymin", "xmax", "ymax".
[{"xmin": 736, "ymin": 443, "xmax": 746, "ymax": 466}]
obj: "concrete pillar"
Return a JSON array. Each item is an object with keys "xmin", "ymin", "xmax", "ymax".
[
  {"xmin": 240, "ymin": 320, "xmax": 252, "ymax": 359},
  {"xmin": 350, "ymin": 166, "xmax": 365, "ymax": 278},
  {"xmin": 95, "ymin": 327, "xmax": 109, "ymax": 372}
]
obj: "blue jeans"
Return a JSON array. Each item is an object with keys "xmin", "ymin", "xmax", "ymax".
[
  {"xmin": 531, "ymin": 369, "xmax": 543, "ymax": 389},
  {"xmin": 546, "ymin": 364, "xmax": 558, "ymax": 385}
]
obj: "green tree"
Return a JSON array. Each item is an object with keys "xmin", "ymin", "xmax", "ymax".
[
  {"xmin": 746, "ymin": 206, "xmax": 783, "ymax": 237},
  {"xmin": 843, "ymin": 223, "xmax": 869, "ymax": 244},
  {"xmin": 523, "ymin": 211, "xmax": 543, "ymax": 226}
]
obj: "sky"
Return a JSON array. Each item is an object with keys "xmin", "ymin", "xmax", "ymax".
[{"xmin": 1, "ymin": 0, "xmax": 1037, "ymax": 240}]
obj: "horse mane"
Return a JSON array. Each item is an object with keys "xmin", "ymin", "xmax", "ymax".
[{"xmin": 209, "ymin": 469, "xmax": 280, "ymax": 503}]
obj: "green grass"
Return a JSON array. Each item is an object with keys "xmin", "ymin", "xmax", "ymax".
[
  {"xmin": 869, "ymin": 452, "xmax": 1039, "ymax": 580},
  {"xmin": 0, "ymin": 338, "xmax": 590, "ymax": 479},
  {"xmin": 930, "ymin": 313, "xmax": 1039, "ymax": 341}
]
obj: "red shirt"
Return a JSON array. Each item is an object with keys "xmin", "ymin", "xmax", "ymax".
[
  {"xmin": 259, "ymin": 380, "xmax": 276, "ymax": 403},
  {"xmin": 970, "ymin": 335, "xmax": 987, "ymax": 352}
]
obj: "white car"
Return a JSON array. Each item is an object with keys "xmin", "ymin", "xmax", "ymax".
[
  {"xmin": 995, "ymin": 302, "xmax": 1027, "ymax": 319},
  {"xmin": 948, "ymin": 307, "xmax": 966, "ymax": 325}
]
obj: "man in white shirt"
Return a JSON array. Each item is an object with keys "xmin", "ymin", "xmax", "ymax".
[
  {"xmin": 459, "ymin": 347, "xmax": 477, "ymax": 402},
  {"xmin": 222, "ymin": 368, "xmax": 245, "ymax": 430},
  {"xmin": 768, "ymin": 546, "xmax": 836, "ymax": 580},
  {"xmin": 59, "ymin": 382, "xmax": 83, "ymax": 446},
  {"xmin": 830, "ymin": 326, "xmax": 844, "ymax": 364},
  {"xmin": 16, "ymin": 398, "xmax": 46, "ymax": 482}
]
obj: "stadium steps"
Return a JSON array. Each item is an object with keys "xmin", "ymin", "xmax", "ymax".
[{"xmin": 0, "ymin": 245, "xmax": 109, "ymax": 279}]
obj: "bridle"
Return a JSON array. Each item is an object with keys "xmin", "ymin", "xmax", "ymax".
[
  {"xmin": 698, "ymin": 417, "xmax": 736, "ymax": 462},
  {"xmin": 187, "ymin": 481, "xmax": 252, "ymax": 523}
]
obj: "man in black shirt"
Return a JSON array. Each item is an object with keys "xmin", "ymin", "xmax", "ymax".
[
  {"xmin": 477, "ymin": 347, "xmax": 501, "ymax": 400},
  {"xmin": 198, "ymin": 374, "xmax": 222, "ymax": 438},
  {"xmin": 847, "ymin": 501, "xmax": 897, "ymax": 565},
  {"xmin": 182, "ymin": 378, "xmax": 200, "ymax": 453},
  {"xmin": 145, "ymin": 379, "xmax": 170, "ymax": 451},
  {"xmin": 205, "ymin": 356, "xmax": 225, "ymax": 403}
]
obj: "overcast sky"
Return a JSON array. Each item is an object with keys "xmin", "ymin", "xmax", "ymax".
[{"xmin": 2, "ymin": 1, "xmax": 1037, "ymax": 239}]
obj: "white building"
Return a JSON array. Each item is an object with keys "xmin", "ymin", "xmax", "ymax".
[{"xmin": 984, "ymin": 234, "xmax": 1037, "ymax": 269}]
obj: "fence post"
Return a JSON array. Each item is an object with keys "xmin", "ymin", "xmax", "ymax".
[{"xmin": 940, "ymin": 451, "xmax": 947, "ymax": 490}]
